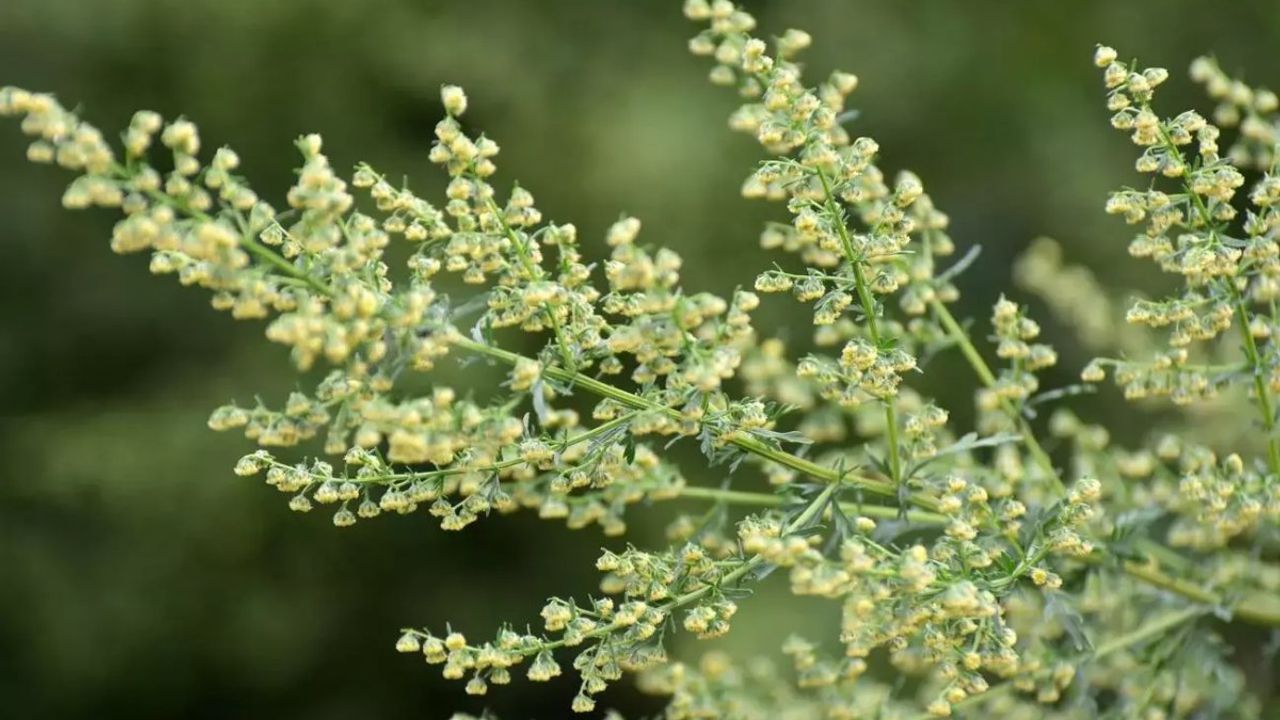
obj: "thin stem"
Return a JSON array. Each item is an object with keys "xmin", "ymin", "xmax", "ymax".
[
  {"xmin": 1119, "ymin": 559, "xmax": 1280, "ymax": 626},
  {"xmin": 930, "ymin": 297, "xmax": 1064, "ymax": 495},
  {"xmin": 483, "ymin": 195, "xmax": 578, "ymax": 371},
  {"xmin": 1093, "ymin": 604, "xmax": 1204, "ymax": 654},
  {"xmin": 1231, "ymin": 287, "xmax": 1280, "ymax": 473},
  {"xmin": 492, "ymin": 480, "xmax": 842, "ymax": 656},
  {"xmin": 111, "ymin": 162, "xmax": 333, "ymax": 296},
  {"xmin": 672, "ymin": 485, "xmax": 947, "ymax": 524},
  {"xmin": 450, "ymin": 335, "xmax": 938, "ymax": 511},
  {"xmin": 814, "ymin": 167, "xmax": 903, "ymax": 485},
  {"xmin": 272, "ymin": 411, "xmax": 641, "ymax": 487},
  {"xmin": 1150, "ymin": 113, "xmax": 1280, "ymax": 476}
]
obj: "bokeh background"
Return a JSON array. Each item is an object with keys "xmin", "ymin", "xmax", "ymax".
[{"xmin": 2, "ymin": 1, "xmax": 1279, "ymax": 717}]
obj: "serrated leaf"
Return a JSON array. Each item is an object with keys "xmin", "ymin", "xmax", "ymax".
[
  {"xmin": 1018, "ymin": 498, "xmax": 1066, "ymax": 550},
  {"xmin": 906, "ymin": 432, "xmax": 1020, "ymax": 481},
  {"xmin": 1026, "ymin": 383, "xmax": 1098, "ymax": 409},
  {"xmin": 1045, "ymin": 593, "xmax": 1092, "ymax": 653}
]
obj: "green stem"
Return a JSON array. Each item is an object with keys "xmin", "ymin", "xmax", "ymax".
[
  {"xmin": 1231, "ymin": 288, "xmax": 1280, "ymax": 474},
  {"xmin": 450, "ymin": 335, "xmax": 936, "ymax": 511},
  {"xmin": 1093, "ymin": 605, "xmax": 1203, "ymax": 654},
  {"xmin": 930, "ymin": 297, "xmax": 1064, "ymax": 495},
  {"xmin": 814, "ymin": 167, "xmax": 903, "ymax": 485},
  {"xmin": 443, "ymin": 480, "xmax": 843, "ymax": 657},
  {"xmin": 483, "ymin": 195, "xmax": 578, "ymax": 371},
  {"xmin": 1150, "ymin": 113, "xmax": 1280, "ymax": 476},
  {"xmin": 673, "ymin": 484, "xmax": 947, "ymax": 524},
  {"xmin": 273, "ymin": 411, "xmax": 640, "ymax": 486},
  {"xmin": 111, "ymin": 162, "xmax": 333, "ymax": 297},
  {"xmin": 1119, "ymin": 559, "xmax": 1280, "ymax": 626}
]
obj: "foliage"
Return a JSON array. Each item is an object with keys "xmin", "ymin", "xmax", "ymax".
[{"xmin": 4, "ymin": 0, "xmax": 1280, "ymax": 717}]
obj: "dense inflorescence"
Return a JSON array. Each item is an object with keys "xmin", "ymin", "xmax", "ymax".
[{"xmin": 3, "ymin": 1, "xmax": 1280, "ymax": 717}]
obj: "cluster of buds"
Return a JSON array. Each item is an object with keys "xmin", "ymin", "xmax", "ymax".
[
  {"xmin": 1189, "ymin": 56, "xmax": 1280, "ymax": 169},
  {"xmin": 11, "ymin": 5, "xmax": 1280, "ymax": 718}
]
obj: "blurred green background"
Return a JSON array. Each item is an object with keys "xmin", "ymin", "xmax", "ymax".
[{"xmin": 2, "ymin": 1, "xmax": 1279, "ymax": 717}]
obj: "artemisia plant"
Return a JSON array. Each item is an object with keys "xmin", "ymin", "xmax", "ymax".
[{"xmin": 3, "ymin": 1, "xmax": 1278, "ymax": 717}]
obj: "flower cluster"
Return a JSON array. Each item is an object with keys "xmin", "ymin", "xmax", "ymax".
[
  {"xmin": 397, "ymin": 482, "xmax": 836, "ymax": 710},
  {"xmin": 1189, "ymin": 56, "xmax": 1280, "ymax": 170},
  {"xmin": 975, "ymin": 297, "xmax": 1058, "ymax": 433},
  {"xmin": 685, "ymin": 0, "xmax": 972, "ymax": 496},
  {"xmin": 1090, "ymin": 46, "xmax": 1260, "ymax": 373},
  {"xmin": 6, "ymin": 4, "xmax": 1280, "ymax": 719},
  {"xmin": 732, "ymin": 474, "xmax": 1101, "ymax": 716},
  {"xmin": 1079, "ymin": 46, "xmax": 1280, "ymax": 556}
]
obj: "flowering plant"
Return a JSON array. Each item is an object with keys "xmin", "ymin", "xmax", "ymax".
[{"xmin": 4, "ymin": 1, "xmax": 1279, "ymax": 717}]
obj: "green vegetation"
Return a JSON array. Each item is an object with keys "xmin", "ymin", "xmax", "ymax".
[{"xmin": 4, "ymin": 1, "xmax": 1280, "ymax": 717}]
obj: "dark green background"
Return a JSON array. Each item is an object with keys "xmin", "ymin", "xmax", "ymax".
[{"xmin": 2, "ymin": 1, "xmax": 1278, "ymax": 717}]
